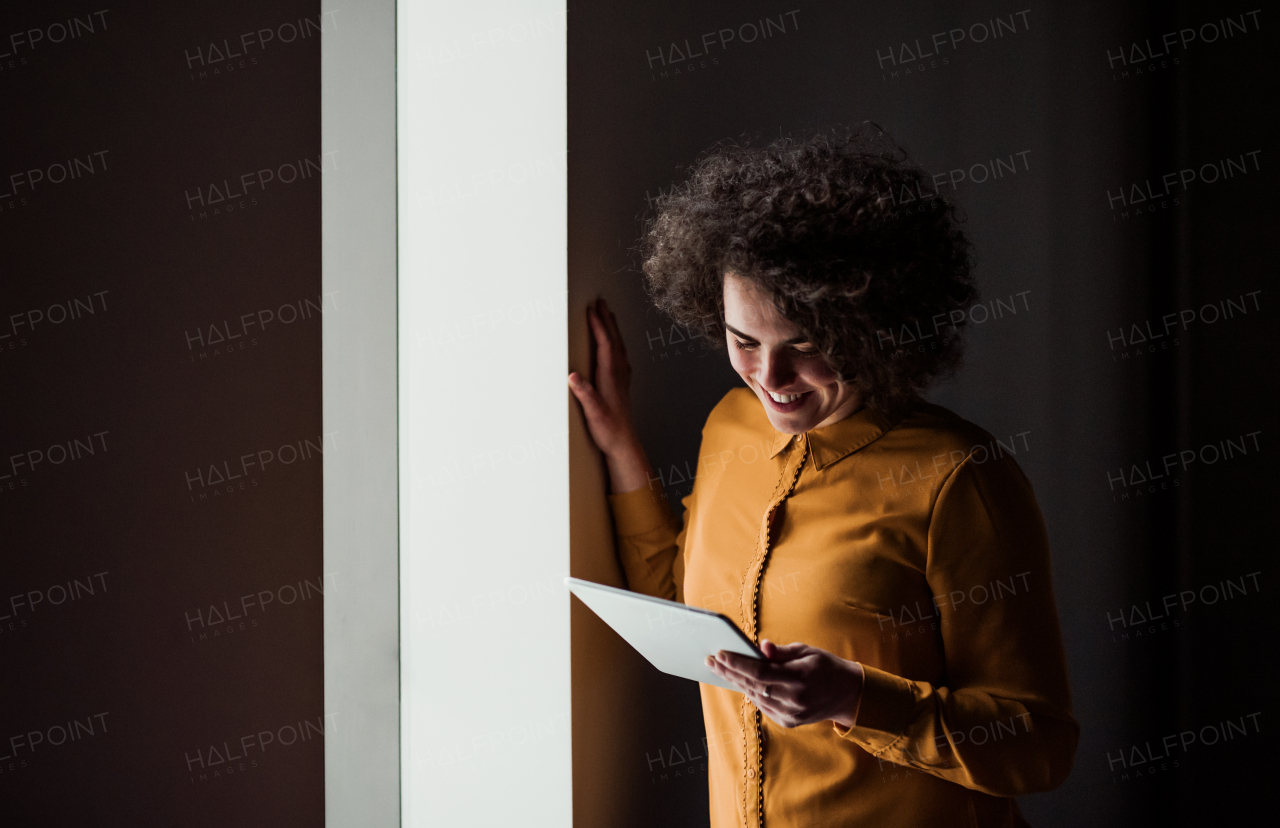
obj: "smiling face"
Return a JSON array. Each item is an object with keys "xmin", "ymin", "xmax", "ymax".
[{"xmin": 723, "ymin": 273, "xmax": 863, "ymax": 434}]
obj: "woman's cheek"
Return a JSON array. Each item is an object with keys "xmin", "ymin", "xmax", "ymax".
[
  {"xmin": 728, "ymin": 350, "xmax": 754, "ymax": 380},
  {"xmin": 800, "ymin": 361, "xmax": 839, "ymax": 385}
]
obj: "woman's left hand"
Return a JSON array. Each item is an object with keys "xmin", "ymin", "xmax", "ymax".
[{"xmin": 707, "ymin": 640, "xmax": 865, "ymax": 729}]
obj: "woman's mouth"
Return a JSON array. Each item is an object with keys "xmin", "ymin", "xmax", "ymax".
[{"xmin": 764, "ymin": 389, "xmax": 811, "ymax": 413}]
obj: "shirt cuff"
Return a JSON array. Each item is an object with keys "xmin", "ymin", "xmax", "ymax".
[
  {"xmin": 832, "ymin": 664, "xmax": 920, "ymax": 754},
  {"xmin": 608, "ymin": 485, "xmax": 674, "ymax": 538}
]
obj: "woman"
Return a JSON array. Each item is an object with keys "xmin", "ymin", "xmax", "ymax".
[{"xmin": 568, "ymin": 131, "xmax": 1077, "ymax": 827}]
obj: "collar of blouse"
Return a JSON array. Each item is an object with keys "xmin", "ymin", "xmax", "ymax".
[{"xmin": 766, "ymin": 404, "xmax": 899, "ymax": 470}]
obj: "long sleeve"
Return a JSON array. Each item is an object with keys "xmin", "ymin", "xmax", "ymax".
[
  {"xmin": 607, "ymin": 483, "xmax": 690, "ymax": 603},
  {"xmin": 835, "ymin": 451, "xmax": 1079, "ymax": 797}
]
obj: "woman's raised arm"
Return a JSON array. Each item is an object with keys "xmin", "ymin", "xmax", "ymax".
[{"xmin": 569, "ymin": 298, "xmax": 689, "ymax": 602}]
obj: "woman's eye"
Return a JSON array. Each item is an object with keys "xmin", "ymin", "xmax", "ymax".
[
  {"xmin": 794, "ymin": 347, "xmax": 821, "ymax": 358},
  {"xmin": 733, "ymin": 339, "xmax": 757, "ymax": 351}
]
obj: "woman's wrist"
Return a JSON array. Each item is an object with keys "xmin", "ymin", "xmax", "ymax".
[
  {"xmin": 829, "ymin": 661, "xmax": 865, "ymax": 730},
  {"xmin": 605, "ymin": 439, "xmax": 655, "ymax": 494}
]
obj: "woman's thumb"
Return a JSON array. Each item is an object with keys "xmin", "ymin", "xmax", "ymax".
[{"xmin": 569, "ymin": 373, "xmax": 602, "ymax": 411}]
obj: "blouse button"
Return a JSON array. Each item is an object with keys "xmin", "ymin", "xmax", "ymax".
[{"xmin": 747, "ymin": 768, "xmax": 757, "ymax": 779}]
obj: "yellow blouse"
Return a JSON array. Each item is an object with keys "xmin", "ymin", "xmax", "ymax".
[{"xmin": 609, "ymin": 387, "xmax": 1077, "ymax": 827}]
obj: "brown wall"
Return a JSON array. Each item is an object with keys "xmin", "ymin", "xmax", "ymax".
[{"xmin": 2, "ymin": 2, "xmax": 326, "ymax": 824}]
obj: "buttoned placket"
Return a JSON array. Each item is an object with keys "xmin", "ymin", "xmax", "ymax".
[{"xmin": 739, "ymin": 433, "xmax": 809, "ymax": 828}]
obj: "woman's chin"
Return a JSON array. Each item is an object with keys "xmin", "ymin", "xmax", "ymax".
[{"xmin": 762, "ymin": 405, "xmax": 815, "ymax": 435}]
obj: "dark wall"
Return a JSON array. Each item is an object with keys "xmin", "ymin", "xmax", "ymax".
[
  {"xmin": 2, "ymin": 2, "xmax": 326, "ymax": 824},
  {"xmin": 568, "ymin": 1, "xmax": 1276, "ymax": 825}
]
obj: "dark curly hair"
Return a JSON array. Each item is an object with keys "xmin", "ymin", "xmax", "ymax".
[{"xmin": 641, "ymin": 128, "xmax": 977, "ymax": 415}]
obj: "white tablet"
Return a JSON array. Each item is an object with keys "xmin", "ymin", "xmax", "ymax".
[{"xmin": 566, "ymin": 577, "xmax": 764, "ymax": 692}]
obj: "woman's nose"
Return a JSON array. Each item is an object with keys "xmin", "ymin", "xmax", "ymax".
[{"xmin": 759, "ymin": 351, "xmax": 796, "ymax": 390}]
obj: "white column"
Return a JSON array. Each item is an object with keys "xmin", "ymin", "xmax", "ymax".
[{"xmin": 398, "ymin": 2, "xmax": 570, "ymax": 826}]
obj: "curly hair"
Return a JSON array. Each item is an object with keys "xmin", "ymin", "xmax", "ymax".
[{"xmin": 641, "ymin": 128, "xmax": 977, "ymax": 415}]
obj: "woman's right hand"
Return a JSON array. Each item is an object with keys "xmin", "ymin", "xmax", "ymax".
[
  {"xmin": 568, "ymin": 298, "xmax": 638, "ymax": 455},
  {"xmin": 568, "ymin": 298, "xmax": 654, "ymax": 492}
]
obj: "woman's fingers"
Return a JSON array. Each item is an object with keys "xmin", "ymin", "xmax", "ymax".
[
  {"xmin": 708, "ymin": 661, "xmax": 796, "ymax": 707},
  {"xmin": 751, "ymin": 690, "xmax": 803, "ymax": 716},
  {"xmin": 601, "ymin": 302, "xmax": 627, "ymax": 359},
  {"xmin": 590, "ymin": 305, "xmax": 628, "ymax": 386},
  {"xmin": 708, "ymin": 642, "xmax": 863, "ymax": 729},
  {"xmin": 587, "ymin": 301, "xmax": 634, "ymax": 407},
  {"xmin": 760, "ymin": 640, "xmax": 813, "ymax": 662},
  {"xmin": 587, "ymin": 306, "xmax": 613, "ymax": 364},
  {"xmin": 592, "ymin": 299, "xmax": 627, "ymax": 362},
  {"xmin": 705, "ymin": 659, "xmax": 812, "ymax": 727},
  {"xmin": 735, "ymin": 682, "xmax": 806, "ymax": 724},
  {"xmin": 717, "ymin": 651, "xmax": 799, "ymax": 681},
  {"xmin": 711, "ymin": 653, "xmax": 803, "ymax": 696}
]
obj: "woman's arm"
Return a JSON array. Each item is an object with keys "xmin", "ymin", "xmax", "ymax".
[
  {"xmin": 836, "ymin": 451, "xmax": 1079, "ymax": 795},
  {"xmin": 569, "ymin": 298, "xmax": 686, "ymax": 601}
]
